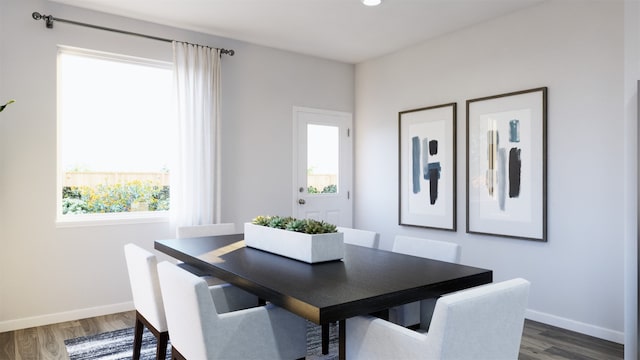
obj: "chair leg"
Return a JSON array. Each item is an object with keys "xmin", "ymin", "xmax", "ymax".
[
  {"xmin": 132, "ymin": 315, "xmax": 144, "ymax": 360},
  {"xmin": 134, "ymin": 311, "xmax": 168, "ymax": 360},
  {"xmin": 156, "ymin": 331, "xmax": 169, "ymax": 360}
]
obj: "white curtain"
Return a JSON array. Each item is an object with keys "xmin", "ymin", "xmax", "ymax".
[{"xmin": 171, "ymin": 41, "xmax": 221, "ymax": 226}]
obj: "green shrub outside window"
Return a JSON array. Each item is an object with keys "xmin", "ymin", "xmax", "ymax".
[
  {"xmin": 62, "ymin": 180, "xmax": 169, "ymax": 214},
  {"xmin": 307, "ymin": 184, "xmax": 337, "ymax": 194}
]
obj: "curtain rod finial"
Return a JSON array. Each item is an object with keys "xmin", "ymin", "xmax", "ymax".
[{"xmin": 32, "ymin": 11, "xmax": 54, "ymax": 28}]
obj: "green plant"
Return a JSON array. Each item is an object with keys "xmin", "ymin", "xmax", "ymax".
[
  {"xmin": 285, "ymin": 219, "xmax": 307, "ymax": 233},
  {"xmin": 306, "ymin": 184, "xmax": 336, "ymax": 194},
  {"xmin": 268, "ymin": 215, "xmax": 292, "ymax": 229},
  {"xmin": 61, "ymin": 181, "xmax": 169, "ymax": 214},
  {"xmin": 303, "ymin": 219, "xmax": 325, "ymax": 234},
  {"xmin": 321, "ymin": 184, "xmax": 337, "ymax": 193},
  {"xmin": 252, "ymin": 215, "xmax": 338, "ymax": 234},
  {"xmin": 304, "ymin": 219, "xmax": 337, "ymax": 234},
  {"xmin": 0, "ymin": 99, "xmax": 15, "ymax": 113},
  {"xmin": 321, "ymin": 221, "xmax": 337, "ymax": 233},
  {"xmin": 252, "ymin": 215, "xmax": 272, "ymax": 226}
]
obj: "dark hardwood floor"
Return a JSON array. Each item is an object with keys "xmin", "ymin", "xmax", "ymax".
[
  {"xmin": 519, "ymin": 320, "xmax": 623, "ymax": 360},
  {"xmin": 0, "ymin": 312, "xmax": 136, "ymax": 360},
  {"xmin": 0, "ymin": 311, "xmax": 624, "ymax": 360}
]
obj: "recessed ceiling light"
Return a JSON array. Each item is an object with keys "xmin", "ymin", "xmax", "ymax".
[{"xmin": 362, "ymin": 0, "xmax": 382, "ymax": 6}]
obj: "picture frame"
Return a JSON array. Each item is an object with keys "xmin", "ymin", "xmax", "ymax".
[
  {"xmin": 399, "ymin": 103, "xmax": 456, "ymax": 230},
  {"xmin": 466, "ymin": 87, "xmax": 547, "ymax": 241}
]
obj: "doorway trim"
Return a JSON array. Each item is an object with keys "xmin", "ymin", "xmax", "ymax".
[{"xmin": 292, "ymin": 106, "xmax": 353, "ymax": 226}]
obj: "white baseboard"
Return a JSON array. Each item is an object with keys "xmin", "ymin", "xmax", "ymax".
[
  {"xmin": 526, "ymin": 309, "xmax": 624, "ymax": 344},
  {"xmin": 0, "ymin": 301, "xmax": 134, "ymax": 333}
]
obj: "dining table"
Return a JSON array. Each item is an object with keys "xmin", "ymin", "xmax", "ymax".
[{"xmin": 155, "ymin": 233, "xmax": 492, "ymax": 359}]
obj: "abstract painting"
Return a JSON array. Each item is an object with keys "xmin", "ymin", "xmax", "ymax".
[
  {"xmin": 399, "ymin": 103, "xmax": 456, "ymax": 230},
  {"xmin": 466, "ymin": 87, "xmax": 547, "ymax": 241}
]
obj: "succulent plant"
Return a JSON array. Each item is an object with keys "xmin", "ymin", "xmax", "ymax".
[
  {"xmin": 321, "ymin": 222, "xmax": 337, "ymax": 234},
  {"xmin": 267, "ymin": 216, "xmax": 292, "ymax": 229},
  {"xmin": 285, "ymin": 219, "xmax": 307, "ymax": 233},
  {"xmin": 252, "ymin": 215, "xmax": 272, "ymax": 226},
  {"xmin": 252, "ymin": 215, "xmax": 338, "ymax": 234},
  {"xmin": 304, "ymin": 219, "xmax": 326, "ymax": 234}
]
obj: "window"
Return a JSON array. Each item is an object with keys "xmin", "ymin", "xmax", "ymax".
[
  {"xmin": 306, "ymin": 124, "xmax": 339, "ymax": 194},
  {"xmin": 57, "ymin": 47, "xmax": 174, "ymax": 223}
]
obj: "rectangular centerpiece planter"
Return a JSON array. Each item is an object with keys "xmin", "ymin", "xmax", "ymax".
[{"xmin": 244, "ymin": 222, "xmax": 344, "ymax": 263}]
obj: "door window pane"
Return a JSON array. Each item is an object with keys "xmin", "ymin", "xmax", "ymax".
[{"xmin": 307, "ymin": 124, "xmax": 338, "ymax": 194}]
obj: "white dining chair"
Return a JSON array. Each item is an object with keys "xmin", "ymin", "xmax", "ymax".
[
  {"xmin": 346, "ymin": 278, "xmax": 530, "ymax": 360},
  {"xmin": 175, "ymin": 222, "xmax": 236, "ymax": 238},
  {"xmin": 157, "ymin": 261, "xmax": 308, "ymax": 360},
  {"xmin": 389, "ymin": 235, "xmax": 461, "ymax": 329},
  {"xmin": 175, "ymin": 223, "xmax": 237, "ymax": 286},
  {"xmin": 123, "ymin": 243, "xmax": 170, "ymax": 360},
  {"xmin": 337, "ymin": 226, "xmax": 378, "ymax": 248}
]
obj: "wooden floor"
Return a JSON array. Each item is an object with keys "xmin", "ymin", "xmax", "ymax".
[{"xmin": 0, "ymin": 311, "xmax": 624, "ymax": 360}]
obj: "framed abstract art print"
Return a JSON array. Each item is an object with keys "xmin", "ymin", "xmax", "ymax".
[
  {"xmin": 399, "ymin": 103, "xmax": 456, "ymax": 230},
  {"xmin": 466, "ymin": 87, "xmax": 547, "ymax": 241}
]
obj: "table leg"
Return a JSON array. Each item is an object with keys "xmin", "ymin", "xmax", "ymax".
[
  {"xmin": 339, "ymin": 319, "xmax": 346, "ymax": 360},
  {"xmin": 322, "ymin": 323, "xmax": 329, "ymax": 354}
]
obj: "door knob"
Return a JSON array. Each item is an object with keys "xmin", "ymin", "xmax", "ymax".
[{"xmin": 298, "ymin": 199, "xmax": 306, "ymax": 205}]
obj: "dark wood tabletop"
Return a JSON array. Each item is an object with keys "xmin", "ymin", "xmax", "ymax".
[{"xmin": 155, "ymin": 233, "xmax": 492, "ymax": 358}]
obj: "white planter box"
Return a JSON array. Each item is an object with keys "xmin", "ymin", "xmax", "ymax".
[{"xmin": 244, "ymin": 222, "xmax": 344, "ymax": 263}]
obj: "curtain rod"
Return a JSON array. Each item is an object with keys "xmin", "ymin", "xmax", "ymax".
[{"xmin": 31, "ymin": 11, "xmax": 235, "ymax": 56}]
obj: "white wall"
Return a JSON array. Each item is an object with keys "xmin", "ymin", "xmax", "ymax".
[
  {"xmin": 0, "ymin": 0, "xmax": 353, "ymax": 331},
  {"xmin": 355, "ymin": 1, "xmax": 625, "ymax": 343},
  {"xmin": 0, "ymin": 0, "xmax": 631, "ymax": 348},
  {"xmin": 624, "ymin": 0, "xmax": 640, "ymax": 357},
  {"xmin": 222, "ymin": 43, "xmax": 354, "ymax": 223}
]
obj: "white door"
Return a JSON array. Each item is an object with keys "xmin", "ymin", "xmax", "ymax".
[{"xmin": 293, "ymin": 107, "xmax": 353, "ymax": 227}]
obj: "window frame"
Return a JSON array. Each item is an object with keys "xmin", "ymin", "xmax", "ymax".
[{"xmin": 56, "ymin": 46, "xmax": 174, "ymax": 227}]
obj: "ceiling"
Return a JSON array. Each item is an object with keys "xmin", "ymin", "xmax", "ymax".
[{"xmin": 48, "ymin": 0, "xmax": 543, "ymax": 64}]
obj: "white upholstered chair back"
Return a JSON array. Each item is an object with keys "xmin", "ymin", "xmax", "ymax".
[
  {"xmin": 337, "ymin": 227, "xmax": 378, "ymax": 248},
  {"xmin": 157, "ymin": 261, "xmax": 307, "ymax": 360},
  {"xmin": 123, "ymin": 244, "xmax": 167, "ymax": 332},
  {"xmin": 157, "ymin": 261, "xmax": 217, "ymax": 359},
  {"xmin": 175, "ymin": 223, "xmax": 236, "ymax": 287},
  {"xmin": 176, "ymin": 223, "xmax": 236, "ymax": 238},
  {"xmin": 390, "ymin": 235, "xmax": 461, "ymax": 327},
  {"xmin": 427, "ymin": 278, "xmax": 530, "ymax": 359},
  {"xmin": 392, "ymin": 235, "xmax": 461, "ymax": 263},
  {"xmin": 346, "ymin": 278, "xmax": 530, "ymax": 360}
]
